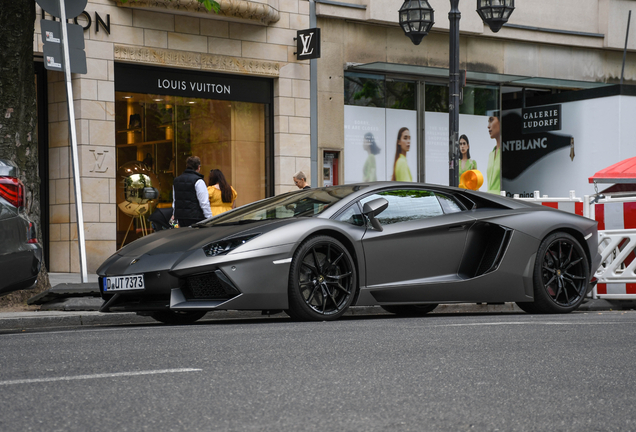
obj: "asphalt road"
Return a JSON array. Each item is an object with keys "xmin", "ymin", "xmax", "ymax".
[{"xmin": 1, "ymin": 311, "xmax": 635, "ymax": 432}]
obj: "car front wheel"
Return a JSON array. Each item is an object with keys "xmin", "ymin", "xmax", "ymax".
[
  {"xmin": 517, "ymin": 232, "xmax": 590, "ymax": 314},
  {"xmin": 287, "ymin": 235, "xmax": 357, "ymax": 321}
]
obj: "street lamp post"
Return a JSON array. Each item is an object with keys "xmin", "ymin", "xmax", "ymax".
[
  {"xmin": 399, "ymin": 0, "xmax": 515, "ymax": 187},
  {"xmin": 449, "ymin": 0, "xmax": 461, "ymax": 187}
]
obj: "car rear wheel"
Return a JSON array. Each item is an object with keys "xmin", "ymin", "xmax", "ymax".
[
  {"xmin": 150, "ymin": 310, "xmax": 207, "ymax": 325},
  {"xmin": 380, "ymin": 304, "xmax": 438, "ymax": 316},
  {"xmin": 517, "ymin": 232, "xmax": 590, "ymax": 314},
  {"xmin": 287, "ymin": 235, "xmax": 356, "ymax": 321}
]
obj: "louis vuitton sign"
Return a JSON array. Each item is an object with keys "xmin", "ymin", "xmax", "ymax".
[
  {"xmin": 295, "ymin": 28, "xmax": 321, "ymax": 61},
  {"xmin": 115, "ymin": 63, "xmax": 272, "ymax": 104}
]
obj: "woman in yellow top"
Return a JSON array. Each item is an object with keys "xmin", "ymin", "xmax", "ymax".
[
  {"xmin": 391, "ymin": 127, "xmax": 413, "ymax": 182},
  {"xmin": 207, "ymin": 169, "xmax": 237, "ymax": 216},
  {"xmin": 458, "ymin": 134, "xmax": 477, "ymax": 177}
]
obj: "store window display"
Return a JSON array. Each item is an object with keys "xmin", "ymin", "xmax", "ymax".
[{"xmin": 115, "ymin": 92, "xmax": 267, "ymax": 246}]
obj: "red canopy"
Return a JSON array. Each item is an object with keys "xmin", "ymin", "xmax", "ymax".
[{"xmin": 589, "ymin": 156, "xmax": 636, "ymax": 183}]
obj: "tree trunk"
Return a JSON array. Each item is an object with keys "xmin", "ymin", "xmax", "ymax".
[{"xmin": 0, "ymin": 1, "xmax": 50, "ymax": 304}]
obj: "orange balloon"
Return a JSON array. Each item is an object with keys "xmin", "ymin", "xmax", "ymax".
[{"xmin": 459, "ymin": 169, "xmax": 483, "ymax": 190}]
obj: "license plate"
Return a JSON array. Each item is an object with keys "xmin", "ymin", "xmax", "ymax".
[{"xmin": 104, "ymin": 274, "xmax": 145, "ymax": 292}]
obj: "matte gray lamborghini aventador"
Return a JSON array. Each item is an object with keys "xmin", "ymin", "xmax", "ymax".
[{"xmin": 97, "ymin": 183, "xmax": 601, "ymax": 324}]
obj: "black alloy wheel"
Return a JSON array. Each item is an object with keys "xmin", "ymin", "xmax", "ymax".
[
  {"xmin": 287, "ymin": 235, "xmax": 356, "ymax": 321},
  {"xmin": 380, "ymin": 304, "xmax": 438, "ymax": 316},
  {"xmin": 517, "ymin": 232, "xmax": 590, "ymax": 314},
  {"xmin": 150, "ymin": 310, "xmax": 207, "ymax": 325}
]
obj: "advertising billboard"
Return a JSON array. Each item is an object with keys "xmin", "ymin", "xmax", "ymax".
[
  {"xmin": 344, "ymin": 106, "xmax": 417, "ymax": 183},
  {"xmin": 424, "ymin": 112, "xmax": 500, "ymax": 192},
  {"xmin": 502, "ymin": 95, "xmax": 636, "ymax": 197}
]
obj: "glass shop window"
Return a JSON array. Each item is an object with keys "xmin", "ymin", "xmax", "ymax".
[
  {"xmin": 344, "ymin": 72, "xmax": 386, "ymax": 107},
  {"xmin": 114, "ymin": 93, "xmax": 267, "ymax": 247}
]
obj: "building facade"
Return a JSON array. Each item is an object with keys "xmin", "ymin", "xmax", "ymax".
[
  {"xmin": 317, "ymin": 0, "xmax": 636, "ymax": 191},
  {"xmin": 35, "ymin": 0, "xmax": 312, "ymax": 272},
  {"xmin": 32, "ymin": 0, "xmax": 636, "ymax": 273}
]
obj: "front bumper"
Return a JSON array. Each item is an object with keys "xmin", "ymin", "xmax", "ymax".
[{"xmin": 98, "ymin": 244, "xmax": 293, "ymax": 313}]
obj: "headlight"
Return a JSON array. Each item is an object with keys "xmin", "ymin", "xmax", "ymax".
[{"xmin": 203, "ymin": 234, "xmax": 261, "ymax": 257}]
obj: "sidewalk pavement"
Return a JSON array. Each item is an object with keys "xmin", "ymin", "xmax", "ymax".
[{"xmin": 0, "ymin": 273, "xmax": 630, "ymax": 331}]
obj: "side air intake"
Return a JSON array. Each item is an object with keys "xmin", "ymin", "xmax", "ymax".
[{"xmin": 459, "ymin": 223, "xmax": 513, "ymax": 278}]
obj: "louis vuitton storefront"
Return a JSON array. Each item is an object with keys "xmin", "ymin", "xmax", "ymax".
[{"xmin": 114, "ymin": 63, "xmax": 273, "ymax": 247}]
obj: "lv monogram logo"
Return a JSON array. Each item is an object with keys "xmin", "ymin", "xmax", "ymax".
[
  {"xmin": 89, "ymin": 149, "xmax": 109, "ymax": 173},
  {"xmin": 299, "ymin": 32, "xmax": 314, "ymax": 56}
]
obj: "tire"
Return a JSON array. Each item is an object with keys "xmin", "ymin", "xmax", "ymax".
[
  {"xmin": 517, "ymin": 232, "xmax": 590, "ymax": 314},
  {"xmin": 150, "ymin": 310, "xmax": 207, "ymax": 325},
  {"xmin": 287, "ymin": 235, "xmax": 357, "ymax": 321},
  {"xmin": 380, "ymin": 304, "xmax": 438, "ymax": 316}
]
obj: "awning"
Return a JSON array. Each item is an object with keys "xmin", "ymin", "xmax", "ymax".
[
  {"xmin": 589, "ymin": 157, "xmax": 636, "ymax": 184},
  {"xmin": 347, "ymin": 62, "xmax": 612, "ymax": 90}
]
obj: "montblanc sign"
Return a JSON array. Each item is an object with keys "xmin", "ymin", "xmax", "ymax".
[
  {"xmin": 522, "ymin": 104, "xmax": 561, "ymax": 134},
  {"xmin": 295, "ymin": 28, "xmax": 321, "ymax": 61}
]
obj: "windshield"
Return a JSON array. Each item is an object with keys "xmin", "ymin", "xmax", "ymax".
[{"xmin": 200, "ymin": 185, "xmax": 367, "ymax": 226}]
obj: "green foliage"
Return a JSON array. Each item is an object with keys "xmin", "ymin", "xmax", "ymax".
[
  {"xmin": 120, "ymin": 0, "xmax": 220, "ymax": 13},
  {"xmin": 386, "ymin": 80, "xmax": 416, "ymax": 110},
  {"xmin": 352, "ymin": 79, "xmax": 384, "ymax": 107},
  {"xmin": 425, "ymin": 84, "xmax": 449, "ymax": 113}
]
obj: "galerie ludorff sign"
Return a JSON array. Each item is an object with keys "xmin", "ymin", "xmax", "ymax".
[{"xmin": 522, "ymin": 104, "xmax": 562, "ymax": 134}]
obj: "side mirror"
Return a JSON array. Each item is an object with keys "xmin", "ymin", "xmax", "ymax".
[{"xmin": 362, "ymin": 197, "xmax": 388, "ymax": 232}]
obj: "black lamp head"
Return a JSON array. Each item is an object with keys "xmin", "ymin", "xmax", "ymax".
[
  {"xmin": 398, "ymin": 0, "xmax": 435, "ymax": 45},
  {"xmin": 476, "ymin": 0, "xmax": 515, "ymax": 33}
]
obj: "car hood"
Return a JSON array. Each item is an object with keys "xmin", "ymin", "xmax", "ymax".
[
  {"xmin": 115, "ymin": 219, "xmax": 297, "ymax": 257},
  {"xmin": 96, "ymin": 218, "xmax": 310, "ymax": 276}
]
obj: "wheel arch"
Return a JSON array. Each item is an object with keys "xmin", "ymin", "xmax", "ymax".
[
  {"xmin": 295, "ymin": 228, "xmax": 363, "ymax": 303},
  {"xmin": 541, "ymin": 227, "xmax": 593, "ymax": 269}
]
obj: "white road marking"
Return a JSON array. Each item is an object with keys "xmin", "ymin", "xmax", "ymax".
[
  {"xmin": 0, "ymin": 368, "xmax": 202, "ymax": 386},
  {"xmin": 429, "ymin": 321, "xmax": 630, "ymax": 328}
]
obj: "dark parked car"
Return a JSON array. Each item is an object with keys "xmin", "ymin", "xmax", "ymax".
[
  {"xmin": 0, "ymin": 160, "xmax": 42, "ymax": 296},
  {"xmin": 97, "ymin": 182, "xmax": 601, "ymax": 324}
]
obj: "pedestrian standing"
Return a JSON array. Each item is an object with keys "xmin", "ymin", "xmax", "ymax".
[
  {"xmin": 172, "ymin": 156, "xmax": 212, "ymax": 227},
  {"xmin": 208, "ymin": 169, "xmax": 237, "ymax": 216},
  {"xmin": 293, "ymin": 171, "xmax": 310, "ymax": 189}
]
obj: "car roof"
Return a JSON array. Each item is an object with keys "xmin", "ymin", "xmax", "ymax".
[{"xmin": 316, "ymin": 182, "xmax": 537, "ymax": 219}]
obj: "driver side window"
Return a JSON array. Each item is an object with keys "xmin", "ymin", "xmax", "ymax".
[
  {"xmin": 335, "ymin": 203, "xmax": 366, "ymax": 226},
  {"xmin": 360, "ymin": 189, "xmax": 444, "ymax": 226}
]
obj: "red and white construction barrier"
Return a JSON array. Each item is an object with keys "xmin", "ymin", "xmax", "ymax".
[
  {"xmin": 594, "ymin": 229, "xmax": 636, "ymax": 298},
  {"xmin": 589, "ymin": 197, "xmax": 636, "ymax": 298},
  {"xmin": 505, "ymin": 190, "xmax": 586, "ymax": 216},
  {"xmin": 591, "ymin": 201, "xmax": 636, "ymax": 230}
]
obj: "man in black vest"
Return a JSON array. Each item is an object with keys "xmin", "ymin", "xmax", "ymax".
[{"xmin": 172, "ymin": 156, "xmax": 212, "ymax": 227}]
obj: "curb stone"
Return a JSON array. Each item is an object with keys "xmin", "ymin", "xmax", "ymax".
[{"xmin": 0, "ymin": 300, "xmax": 621, "ymax": 331}]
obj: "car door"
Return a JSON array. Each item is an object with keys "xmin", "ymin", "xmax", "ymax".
[{"xmin": 360, "ymin": 188, "xmax": 474, "ymax": 302}]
